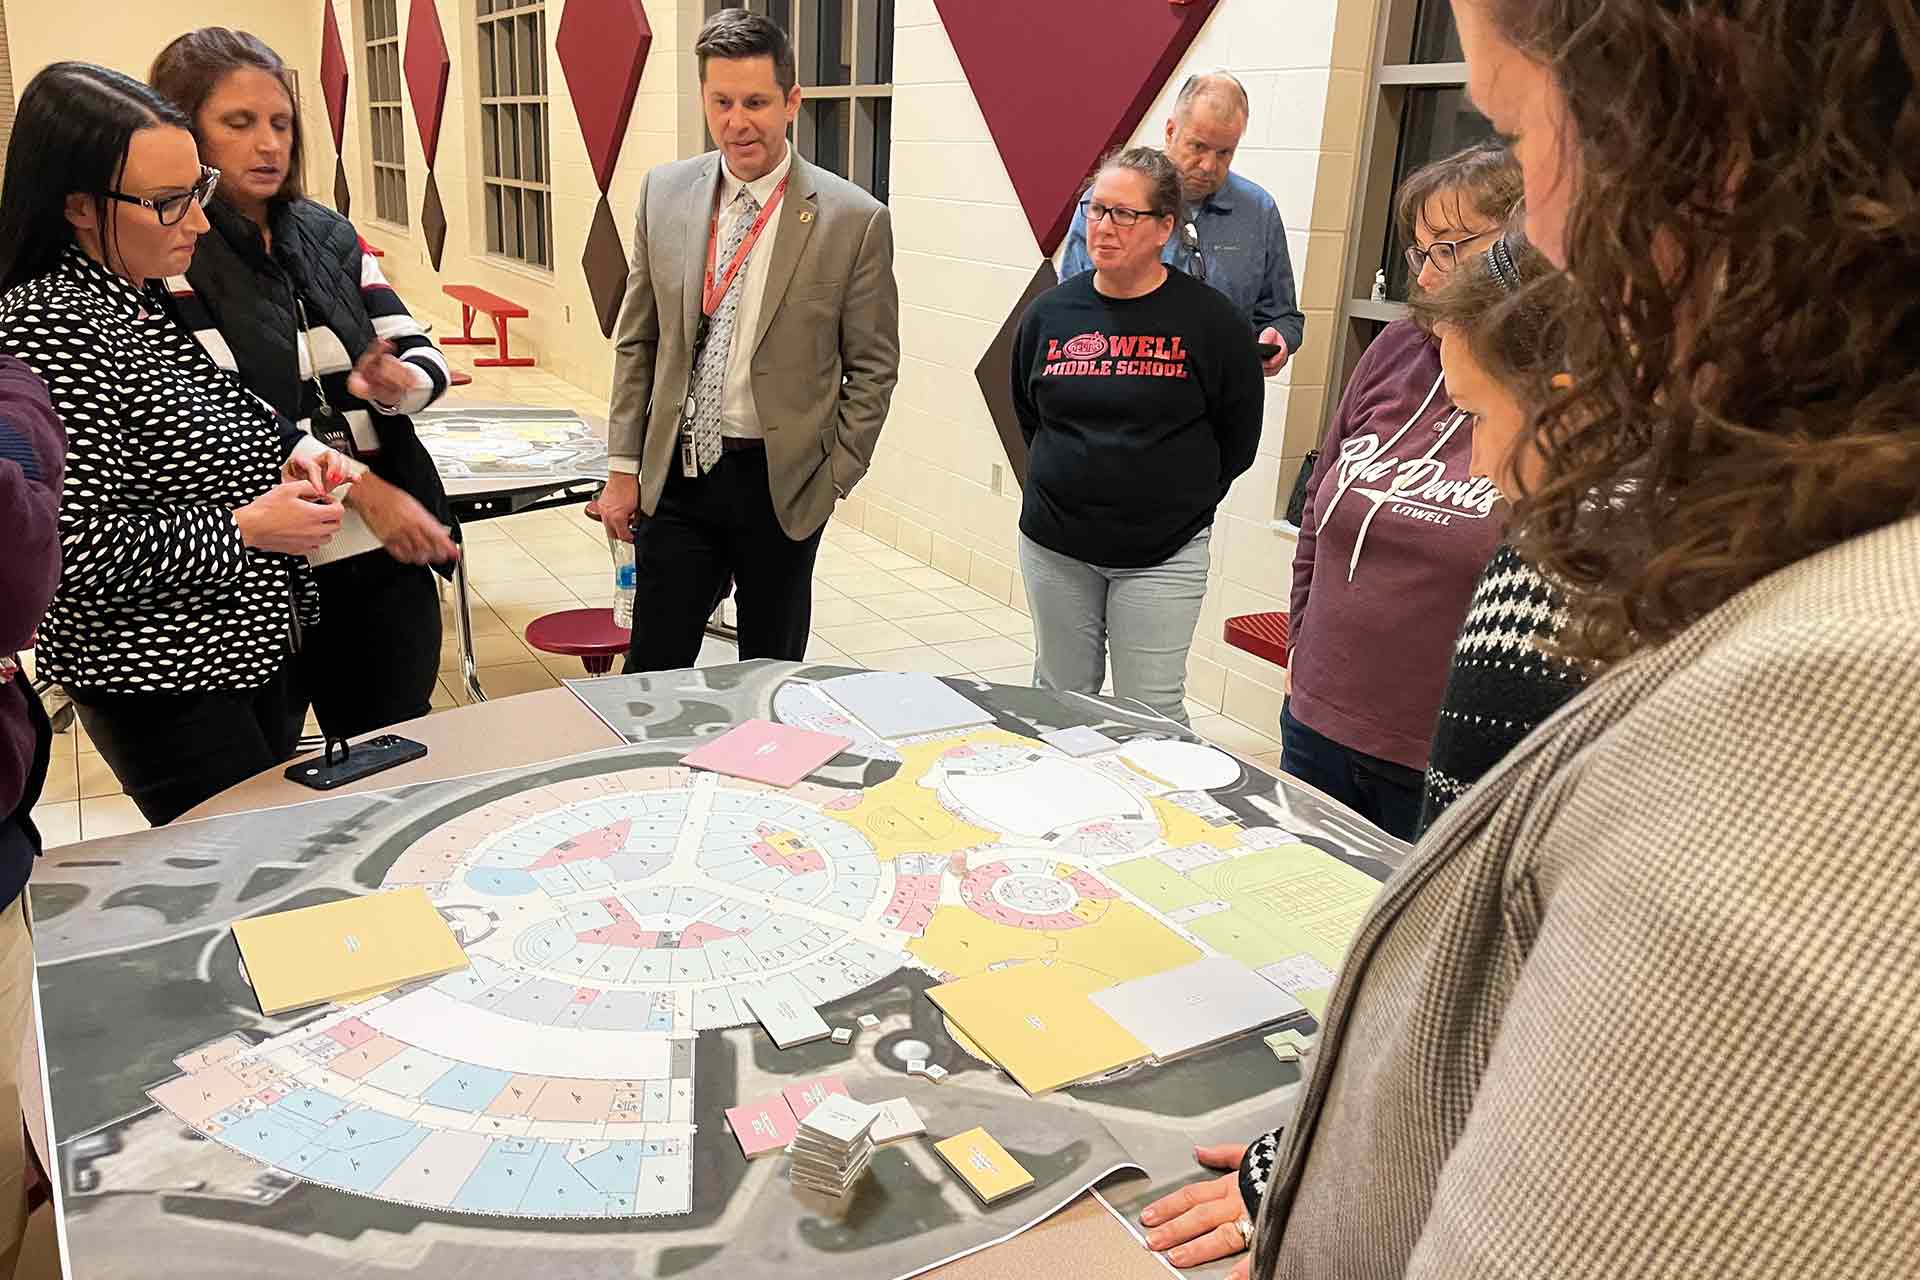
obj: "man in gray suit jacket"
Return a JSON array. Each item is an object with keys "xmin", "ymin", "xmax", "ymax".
[{"xmin": 598, "ymin": 9, "xmax": 900, "ymax": 672}]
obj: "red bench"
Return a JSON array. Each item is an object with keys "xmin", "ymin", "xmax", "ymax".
[
  {"xmin": 1225, "ymin": 612, "xmax": 1289, "ymax": 667},
  {"xmin": 441, "ymin": 284, "xmax": 535, "ymax": 368}
]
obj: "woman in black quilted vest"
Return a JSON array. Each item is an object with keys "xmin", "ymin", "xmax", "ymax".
[{"xmin": 151, "ymin": 27, "xmax": 459, "ymax": 743}]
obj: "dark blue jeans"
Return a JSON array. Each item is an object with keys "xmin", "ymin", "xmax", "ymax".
[{"xmin": 1278, "ymin": 698, "xmax": 1425, "ymax": 842}]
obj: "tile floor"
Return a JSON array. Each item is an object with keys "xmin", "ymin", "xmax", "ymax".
[{"xmin": 23, "ymin": 347, "xmax": 1282, "ymax": 847}]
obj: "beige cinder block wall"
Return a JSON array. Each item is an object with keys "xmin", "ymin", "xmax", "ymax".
[{"xmin": 7, "ymin": 0, "xmax": 332, "ymax": 199}]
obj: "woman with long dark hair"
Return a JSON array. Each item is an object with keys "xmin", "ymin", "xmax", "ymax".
[
  {"xmin": 0, "ymin": 63, "xmax": 352, "ymax": 825},
  {"xmin": 150, "ymin": 28, "xmax": 458, "ymax": 743}
]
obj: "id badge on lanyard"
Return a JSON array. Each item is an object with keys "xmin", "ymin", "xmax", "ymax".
[
  {"xmin": 680, "ymin": 315, "xmax": 709, "ymax": 477},
  {"xmin": 297, "ymin": 298, "xmax": 357, "ymax": 459},
  {"xmin": 680, "ymin": 178, "xmax": 787, "ymax": 476}
]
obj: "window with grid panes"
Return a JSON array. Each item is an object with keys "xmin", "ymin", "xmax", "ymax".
[
  {"xmin": 364, "ymin": 0, "xmax": 407, "ymax": 225},
  {"xmin": 477, "ymin": 0, "xmax": 552, "ymax": 269},
  {"xmin": 1321, "ymin": 0, "xmax": 1495, "ymax": 431},
  {"xmin": 703, "ymin": 0, "xmax": 893, "ymax": 202}
]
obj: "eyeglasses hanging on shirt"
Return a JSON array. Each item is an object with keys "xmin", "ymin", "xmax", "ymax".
[
  {"xmin": 1178, "ymin": 221, "xmax": 1208, "ymax": 284},
  {"xmin": 295, "ymin": 297, "xmax": 359, "ymax": 462}
]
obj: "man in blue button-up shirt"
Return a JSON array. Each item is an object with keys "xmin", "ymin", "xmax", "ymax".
[{"xmin": 1060, "ymin": 73, "xmax": 1304, "ymax": 376}]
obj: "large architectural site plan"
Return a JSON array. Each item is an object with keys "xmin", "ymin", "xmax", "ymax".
[{"xmin": 32, "ymin": 662, "xmax": 1405, "ymax": 1278}]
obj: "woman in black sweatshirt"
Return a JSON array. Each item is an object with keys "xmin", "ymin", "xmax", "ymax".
[{"xmin": 1011, "ymin": 146, "xmax": 1263, "ymax": 727}]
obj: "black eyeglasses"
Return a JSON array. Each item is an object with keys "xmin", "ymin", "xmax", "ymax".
[
  {"xmin": 1083, "ymin": 199, "xmax": 1162, "ymax": 229},
  {"xmin": 1405, "ymin": 227, "xmax": 1496, "ymax": 277},
  {"xmin": 105, "ymin": 165, "xmax": 221, "ymax": 227}
]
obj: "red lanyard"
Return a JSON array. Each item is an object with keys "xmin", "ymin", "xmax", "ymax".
[{"xmin": 703, "ymin": 175, "xmax": 789, "ymax": 318}]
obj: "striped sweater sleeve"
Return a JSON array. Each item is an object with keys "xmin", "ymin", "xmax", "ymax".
[
  {"xmin": 358, "ymin": 242, "xmax": 449, "ymax": 414},
  {"xmin": 165, "ymin": 275, "xmax": 309, "ymax": 458}
]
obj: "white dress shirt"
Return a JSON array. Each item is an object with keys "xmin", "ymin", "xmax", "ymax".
[{"xmin": 712, "ymin": 145, "xmax": 793, "ymax": 440}]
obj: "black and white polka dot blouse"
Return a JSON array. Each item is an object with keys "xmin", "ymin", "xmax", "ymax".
[{"xmin": 0, "ymin": 247, "xmax": 319, "ymax": 695}]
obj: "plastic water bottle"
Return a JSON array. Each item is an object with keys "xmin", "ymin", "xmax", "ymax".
[
  {"xmin": 1372, "ymin": 268, "xmax": 1388, "ymax": 303},
  {"xmin": 611, "ymin": 536, "xmax": 636, "ymax": 629}
]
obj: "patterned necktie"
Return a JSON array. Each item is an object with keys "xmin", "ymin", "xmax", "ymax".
[{"xmin": 691, "ymin": 186, "xmax": 761, "ymax": 475}]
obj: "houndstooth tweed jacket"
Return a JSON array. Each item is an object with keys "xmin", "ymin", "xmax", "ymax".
[{"xmin": 1253, "ymin": 513, "xmax": 1920, "ymax": 1279}]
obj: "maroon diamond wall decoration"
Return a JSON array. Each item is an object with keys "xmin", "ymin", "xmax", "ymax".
[
  {"xmin": 320, "ymin": 0, "xmax": 351, "ymax": 217},
  {"xmin": 556, "ymin": 0, "xmax": 652, "ymax": 193},
  {"xmin": 404, "ymin": 0, "xmax": 451, "ymax": 267},
  {"xmin": 556, "ymin": 0, "xmax": 652, "ymax": 338},
  {"xmin": 973, "ymin": 261, "xmax": 1057, "ymax": 489},
  {"xmin": 931, "ymin": 0, "xmax": 1219, "ymax": 254},
  {"xmin": 421, "ymin": 173, "xmax": 448, "ymax": 272},
  {"xmin": 404, "ymin": 0, "xmax": 450, "ymax": 169},
  {"xmin": 582, "ymin": 200, "xmax": 629, "ymax": 338},
  {"xmin": 319, "ymin": 0, "xmax": 350, "ymax": 149}
]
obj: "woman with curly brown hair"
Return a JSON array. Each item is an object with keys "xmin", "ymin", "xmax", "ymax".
[
  {"xmin": 1223, "ymin": 2, "xmax": 1920, "ymax": 1277},
  {"xmin": 1144, "ymin": 1, "xmax": 1919, "ymax": 1276}
]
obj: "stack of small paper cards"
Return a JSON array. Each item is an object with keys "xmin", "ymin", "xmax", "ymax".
[
  {"xmin": 933, "ymin": 1128, "xmax": 1033, "ymax": 1204},
  {"xmin": 681, "ymin": 719, "xmax": 853, "ymax": 787},
  {"xmin": 727, "ymin": 1083, "xmax": 921, "ymax": 1161},
  {"xmin": 788, "ymin": 1094, "xmax": 880, "ymax": 1197}
]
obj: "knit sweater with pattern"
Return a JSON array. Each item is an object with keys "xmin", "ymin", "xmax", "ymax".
[{"xmin": 1416, "ymin": 544, "xmax": 1589, "ymax": 833}]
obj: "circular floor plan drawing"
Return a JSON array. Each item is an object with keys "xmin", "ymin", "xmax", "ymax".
[
  {"xmin": 128, "ymin": 671, "xmax": 1398, "ymax": 1235},
  {"xmin": 381, "ymin": 771, "xmax": 911, "ymax": 1035}
]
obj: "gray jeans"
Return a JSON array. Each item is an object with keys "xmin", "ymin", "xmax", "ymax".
[{"xmin": 1018, "ymin": 529, "xmax": 1211, "ymax": 727}]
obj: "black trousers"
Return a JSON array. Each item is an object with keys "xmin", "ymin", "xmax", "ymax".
[
  {"xmin": 625, "ymin": 442, "xmax": 825, "ymax": 674},
  {"xmin": 1277, "ymin": 697, "xmax": 1425, "ymax": 842},
  {"xmin": 72, "ymin": 662, "xmax": 305, "ymax": 827},
  {"xmin": 299, "ymin": 553, "xmax": 443, "ymax": 741}
]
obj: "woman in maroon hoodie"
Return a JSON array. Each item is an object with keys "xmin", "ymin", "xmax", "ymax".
[
  {"xmin": 0, "ymin": 353, "xmax": 63, "ymax": 1265},
  {"xmin": 1280, "ymin": 143, "xmax": 1521, "ymax": 840}
]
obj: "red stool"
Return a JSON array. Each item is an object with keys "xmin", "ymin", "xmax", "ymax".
[{"xmin": 525, "ymin": 608, "xmax": 630, "ymax": 675}]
